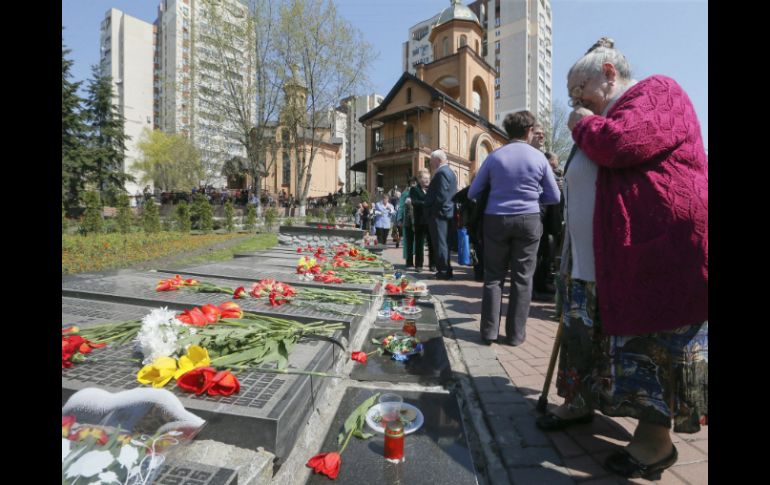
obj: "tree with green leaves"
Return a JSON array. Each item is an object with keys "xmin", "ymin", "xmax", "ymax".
[
  {"xmin": 142, "ymin": 200, "xmax": 161, "ymax": 233},
  {"xmin": 176, "ymin": 201, "xmax": 192, "ymax": 233},
  {"xmin": 134, "ymin": 128, "xmax": 205, "ymax": 191},
  {"xmin": 224, "ymin": 200, "xmax": 235, "ymax": 232},
  {"xmin": 81, "ymin": 191, "xmax": 103, "ymax": 234},
  {"xmin": 264, "ymin": 206, "xmax": 279, "ymax": 232},
  {"xmin": 83, "ymin": 64, "xmax": 133, "ymax": 205},
  {"xmin": 277, "ymin": 0, "xmax": 373, "ymax": 216},
  {"xmin": 62, "ymin": 34, "xmax": 91, "ymax": 208},
  {"xmin": 193, "ymin": 194, "xmax": 214, "ymax": 233},
  {"xmin": 116, "ymin": 193, "xmax": 132, "ymax": 234},
  {"xmin": 244, "ymin": 204, "xmax": 257, "ymax": 231}
]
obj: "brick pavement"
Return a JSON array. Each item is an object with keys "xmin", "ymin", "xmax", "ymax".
[{"xmin": 381, "ymin": 246, "xmax": 707, "ymax": 485}]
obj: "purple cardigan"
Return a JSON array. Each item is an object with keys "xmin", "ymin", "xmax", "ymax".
[{"xmin": 572, "ymin": 75, "xmax": 708, "ymax": 335}]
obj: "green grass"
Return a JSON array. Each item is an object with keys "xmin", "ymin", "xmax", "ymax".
[
  {"xmin": 62, "ymin": 232, "xmax": 271, "ymax": 274},
  {"xmin": 169, "ymin": 233, "xmax": 278, "ymax": 267}
]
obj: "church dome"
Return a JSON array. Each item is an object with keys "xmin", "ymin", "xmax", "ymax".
[{"xmin": 435, "ymin": 0, "xmax": 480, "ymax": 27}]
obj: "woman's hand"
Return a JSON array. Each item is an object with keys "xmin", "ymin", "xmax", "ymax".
[{"xmin": 568, "ymin": 107, "xmax": 594, "ymax": 131}]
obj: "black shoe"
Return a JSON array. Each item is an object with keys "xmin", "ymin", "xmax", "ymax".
[
  {"xmin": 415, "ymin": 267, "xmax": 422, "ymax": 273},
  {"xmin": 499, "ymin": 336, "xmax": 525, "ymax": 347},
  {"xmin": 604, "ymin": 446, "xmax": 678, "ymax": 480},
  {"xmin": 435, "ymin": 272, "xmax": 453, "ymax": 280},
  {"xmin": 405, "ymin": 263, "xmax": 414, "ymax": 268},
  {"xmin": 535, "ymin": 412, "xmax": 594, "ymax": 431},
  {"xmin": 532, "ymin": 292, "xmax": 555, "ymax": 302},
  {"xmin": 429, "ymin": 266, "xmax": 436, "ymax": 272},
  {"xmin": 480, "ymin": 337, "xmax": 496, "ymax": 346}
]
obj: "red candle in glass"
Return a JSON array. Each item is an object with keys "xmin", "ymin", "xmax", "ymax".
[{"xmin": 384, "ymin": 420, "xmax": 405, "ymax": 462}]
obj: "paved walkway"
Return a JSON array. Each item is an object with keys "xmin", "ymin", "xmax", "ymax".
[{"xmin": 380, "ymin": 246, "xmax": 707, "ymax": 485}]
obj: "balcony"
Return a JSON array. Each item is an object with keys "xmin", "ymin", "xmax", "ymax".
[{"xmin": 372, "ymin": 133, "xmax": 431, "ymax": 156}]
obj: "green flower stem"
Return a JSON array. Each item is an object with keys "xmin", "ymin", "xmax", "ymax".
[{"xmin": 339, "ymin": 425, "xmax": 356, "ymax": 455}]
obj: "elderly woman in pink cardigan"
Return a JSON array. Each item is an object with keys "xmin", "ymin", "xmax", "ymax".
[{"xmin": 534, "ymin": 38, "xmax": 708, "ymax": 480}]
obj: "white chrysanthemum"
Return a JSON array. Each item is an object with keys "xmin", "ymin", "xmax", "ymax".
[
  {"xmin": 136, "ymin": 307, "xmax": 186, "ymax": 364},
  {"xmin": 97, "ymin": 471, "xmax": 121, "ymax": 483}
]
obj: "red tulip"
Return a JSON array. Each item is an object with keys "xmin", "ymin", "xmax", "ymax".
[
  {"xmin": 218, "ymin": 301, "xmax": 243, "ymax": 319},
  {"xmin": 200, "ymin": 304, "xmax": 222, "ymax": 323},
  {"xmin": 62, "ymin": 415, "xmax": 76, "ymax": 438},
  {"xmin": 233, "ymin": 286, "xmax": 246, "ymax": 299},
  {"xmin": 177, "ymin": 367, "xmax": 217, "ymax": 395},
  {"xmin": 351, "ymin": 351, "xmax": 367, "ymax": 364},
  {"xmin": 208, "ymin": 370, "xmax": 240, "ymax": 396},
  {"xmin": 390, "ymin": 311, "xmax": 405, "ymax": 321},
  {"xmin": 307, "ymin": 452, "xmax": 341, "ymax": 479},
  {"xmin": 177, "ymin": 307, "xmax": 209, "ymax": 326}
]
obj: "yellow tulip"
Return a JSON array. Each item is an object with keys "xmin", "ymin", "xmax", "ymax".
[
  {"xmin": 174, "ymin": 345, "xmax": 211, "ymax": 379},
  {"xmin": 136, "ymin": 357, "xmax": 178, "ymax": 388}
]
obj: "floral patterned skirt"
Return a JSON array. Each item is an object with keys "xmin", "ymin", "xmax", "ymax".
[{"xmin": 555, "ymin": 275, "xmax": 708, "ymax": 433}]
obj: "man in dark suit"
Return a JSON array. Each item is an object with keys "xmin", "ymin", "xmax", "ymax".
[{"xmin": 424, "ymin": 149, "xmax": 457, "ymax": 280}]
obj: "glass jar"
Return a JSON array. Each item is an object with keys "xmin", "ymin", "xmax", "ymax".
[{"xmin": 384, "ymin": 419, "xmax": 405, "ymax": 463}]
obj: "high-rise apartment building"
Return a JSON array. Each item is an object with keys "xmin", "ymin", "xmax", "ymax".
[
  {"xmin": 402, "ymin": 14, "xmax": 440, "ymax": 74},
  {"xmin": 339, "ymin": 94, "xmax": 384, "ymax": 191},
  {"xmin": 99, "ymin": 9, "xmax": 155, "ymax": 194},
  {"xmin": 155, "ymin": 0, "xmax": 255, "ymax": 187},
  {"xmin": 404, "ymin": 1, "xmax": 553, "ymax": 126},
  {"xmin": 467, "ymin": 0, "xmax": 552, "ymax": 124}
]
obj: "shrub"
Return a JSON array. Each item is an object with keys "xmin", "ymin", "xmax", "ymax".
[
  {"xmin": 116, "ymin": 193, "xmax": 132, "ymax": 234},
  {"xmin": 326, "ymin": 210, "xmax": 336, "ymax": 225},
  {"xmin": 142, "ymin": 200, "xmax": 161, "ymax": 233},
  {"xmin": 176, "ymin": 201, "xmax": 192, "ymax": 233},
  {"xmin": 264, "ymin": 206, "xmax": 279, "ymax": 232},
  {"xmin": 224, "ymin": 200, "xmax": 235, "ymax": 233},
  {"xmin": 80, "ymin": 191, "xmax": 103, "ymax": 235},
  {"xmin": 193, "ymin": 194, "xmax": 213, "ymax": 233},
  {"xmin": 244, "ymin": 205, "xmax": 256, "ymax": 231}
]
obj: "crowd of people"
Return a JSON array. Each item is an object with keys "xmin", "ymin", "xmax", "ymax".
[
  {"xmin": 132, "ymin": 185, "xmax": 353, "ymax": 210},
  {"xmin": 376, "ymin": 38, "xmax": 708, "ymax": 480}
]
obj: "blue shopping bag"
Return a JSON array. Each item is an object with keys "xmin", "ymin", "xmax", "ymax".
[{"xmin": 457, "ymin": 227, "xmax": 471, "ymax": 265}]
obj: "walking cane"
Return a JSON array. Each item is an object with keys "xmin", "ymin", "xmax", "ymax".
[{"xmin": 537, "ymin": 310, "xmax": 563, "ymax": 413}]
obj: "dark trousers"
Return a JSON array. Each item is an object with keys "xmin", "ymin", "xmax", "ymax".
[
  {"xmin": 428, "ymin": 216, "xmax": 452, "ymax": 275},
  {"xmin": 404, "ymin": 225, "xmax": 415, "ymax": 266},
  {"xmin": 533, "ymin": 234, "xmax": 554, "ymax": 292},
  {"xmin": 414, "ymin": 223, "xmax": 434, "ymax": 269},
  {"xmin": 376, "ymin": 227, "xmax": 389, "ymax": 245},
  {"xmin": 480, "ymin": 213, "xmax": 542, "ymax": 343}
]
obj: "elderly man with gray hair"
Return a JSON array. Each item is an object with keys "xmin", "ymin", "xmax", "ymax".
[{"xmin": 424, "ymin": 149, "xmax": 457, "ymax": 280}]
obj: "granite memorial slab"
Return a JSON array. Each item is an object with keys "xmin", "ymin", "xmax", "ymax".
[
  {"xmin": 62, "ymin": 270, "xmax": 366, "ymax": 340},
  {"xmin": 156, "ymin": 262, "xmax": 381, "ymax": 294},
  {"xmin": 350, "ymin": 328, "xmax": 452, "ymax": 385},
  {"xmin": 61, "ymin": 297, "xmax": 338, "ymax": 462},
  {"xmin": 306, "ymin": 387, "xmax": 478, "ymax": 485},
  {"xmin": 153, "ymin": 460, "xmax": 238, "ymax": 485},
  {"xmin": 228, "ymin": 254, "xmax": 385, "ymax": 275}
]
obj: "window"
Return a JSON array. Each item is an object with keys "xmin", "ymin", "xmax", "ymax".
[
  {"xmin": 406, "ymin": 87, "xmax": 412, "ymax": 104},
  {"xmin": 443, "ymin": 37, "xmax": 449, "ymax": 57},
  {"xmin": 495, "ymin": 91, "xmax": 500, "ymax": 99},
  {"xmin": 495, "ymin": 17, "xmax": 500, "ymax": 27},
  {"xmin": 459, "ymin": 35, "xmax": 467, "ymax": 47},
  {"xmin": 495, "ymin": 30, "xmax": 500, "ymax": 37},
  {"xmin": 495, "ymin": 41, "xmax": 500, "ymax": 50},
  {"xmin": 495, "ymin": 78, "xmax": 501, "ymax": 86},
  {"xmin": 282, "ymin": 152, "xmax": 291, "ymax": 185}
]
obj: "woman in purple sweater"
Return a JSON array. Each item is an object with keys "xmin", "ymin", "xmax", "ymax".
[
  {"xmin": 534, "ymin": 38, "xmax": 708, "ymax": 480},
  {"xmin": 468, "ymin": 110, "xmax": 560, "ymax": 347}
]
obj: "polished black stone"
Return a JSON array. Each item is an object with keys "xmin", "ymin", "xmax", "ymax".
[
  {"xmin": 350, "ymin": 329, "xmax": 451, "ymax": 385},
  {"xmin": 61, "ymin": 296, "xmax": 342, "ymax": 462},
  {"xmin": 153, "ymin": 460, "xmax": 237, "ymax": 485},
  {"xmin": 372, "ymin": 299, "xmax": 439, "ymax": 330},
  {"xmin": 305, "ymin": 387, "xmax": 478, "ymax": 485}
]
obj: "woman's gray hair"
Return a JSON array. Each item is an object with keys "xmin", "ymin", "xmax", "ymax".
[{"xmin": 568, "ymin": 37, "xmax": 632, "ymax": 81}]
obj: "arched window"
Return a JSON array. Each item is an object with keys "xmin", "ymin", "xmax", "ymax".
[
  {"xmin": 459, "ymin": 35, "xmax": 467, "ymax": 48},
  {"xmin": 282, "ymin": 152, "xmax": 291, "ymax": 185},
  {"xmin": 478, "ymin": 142, "xmax": 491, "ymax": 166},
  {"xmin": 472, "ymin": 91, "xmax": 481, "ymax": 115},
  {"xmin": 443, "ymin": 37, "xmax": 449, "ymax": 57},
  {"xmin": 475, "ymin": 39, "xmax": 480, "ymax": 54}
]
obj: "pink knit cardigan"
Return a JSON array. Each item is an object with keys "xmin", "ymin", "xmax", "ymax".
[{"xmin": 572, "ymin": 75, "xmax": 708, "ymax": 335}]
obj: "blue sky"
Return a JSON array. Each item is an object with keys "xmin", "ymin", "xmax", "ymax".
[{"xmin": 62, "ymin": 0, "xmax": 707, "ymax": 148}]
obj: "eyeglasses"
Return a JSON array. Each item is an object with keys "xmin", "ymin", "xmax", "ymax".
[{"xmin": 568, "ymin": 79, "xmax": 588, "ymax": 108}]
